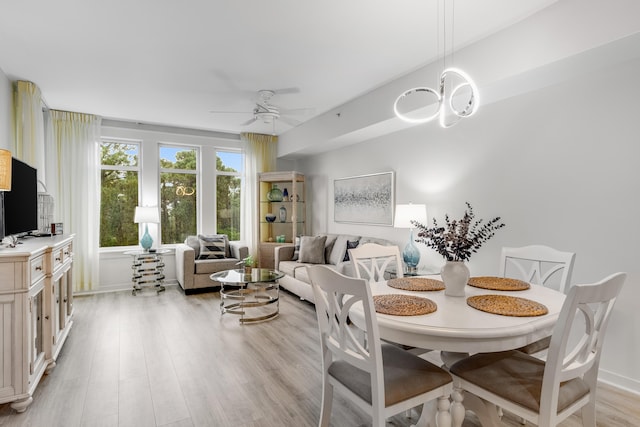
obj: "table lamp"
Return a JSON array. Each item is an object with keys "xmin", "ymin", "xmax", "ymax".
[
  {"xmin": 394, "ymin": 203, "xmax": 427, "ymax": 274},
  {"xmin": 134, "ymin": 206, "xmax": 159, "ymax": 251}
]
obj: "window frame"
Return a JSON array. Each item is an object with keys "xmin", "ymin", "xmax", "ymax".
[
  {"xmin": 158, "ymin": 143, "xmax": 200, "ymax": 245},
  {"xmin": 98, "ymin": 138, "xmax": 142, "ymax": 250}
]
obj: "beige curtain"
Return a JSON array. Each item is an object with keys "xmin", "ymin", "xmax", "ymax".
[
  {"xmin": 241, "ymin": 132, "xmax": 277, "ymax": 255},
  {"xmin": 14, "ymin": 81, "xmax": 46, "ymax": 185},
  {"xmin": 48, "ymin": 110, "xmax": 102, "ymax": 292}
]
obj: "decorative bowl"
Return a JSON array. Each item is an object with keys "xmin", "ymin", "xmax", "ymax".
[{"xmin": 265, "ymin": 213, "xmax": 277, "ymax": 223}]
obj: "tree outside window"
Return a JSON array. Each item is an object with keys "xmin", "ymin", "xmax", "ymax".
[
  {"xmin": 100, "ymin": 141, "xmax": 139, "ymax": 247},
  {"xmin": 216, "ymin": 151, "xmax": 243, "ymax": 240},
  {"xmin": 160, "ymin": 146, "xmax": 197, "ymax": 244}
]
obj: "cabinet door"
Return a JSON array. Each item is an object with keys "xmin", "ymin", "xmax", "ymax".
[
  {"xmin": 0, "ymin": 292, "xmax": 18, "ymax": 397},
  {"xmin": 28, "ymin": 284, "xmax": 46, "ymax": 377}
]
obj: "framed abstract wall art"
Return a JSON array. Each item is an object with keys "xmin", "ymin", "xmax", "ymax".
[{"xmin": 334, "ymin": 171, "xmax": 394, "ymax": 225}]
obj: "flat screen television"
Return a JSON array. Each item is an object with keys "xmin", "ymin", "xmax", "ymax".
[{"xmin": 2, "ymin": 158, "xmax": 38, "ymax": 238}]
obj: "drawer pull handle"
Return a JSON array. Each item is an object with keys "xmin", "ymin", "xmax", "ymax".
[
  {"xmin": 55, "ymin": 257, "xmax": 61, "ymax": 262},
  {"xmin": 35, "ymin": 265, "xmax": 43, "ymax": 271}
]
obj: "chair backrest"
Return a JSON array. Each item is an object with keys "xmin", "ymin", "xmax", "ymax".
[
  {"xmin": 499, "ymin": 245, "xmax": 576, "ymax": 293},
  {"xmin": 349, "ymin": 243, "xmax": 403, "ymax": 282},
  {"xmin": 540, "ymin": 272, "xmax": 626, "ymax": 423},
  {"xmin": 307, "ymin": 265, "xmax": 386, "ymax": 407}
]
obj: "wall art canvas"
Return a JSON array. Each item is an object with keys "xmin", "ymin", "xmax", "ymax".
[{"xmin": 334, "ymin": 171, "xmax": 394, "ymax": 225}]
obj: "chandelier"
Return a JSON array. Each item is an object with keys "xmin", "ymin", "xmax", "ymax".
[{"xmin": 393, "ymin": 0, "xmax": 479, "ymax": 128}]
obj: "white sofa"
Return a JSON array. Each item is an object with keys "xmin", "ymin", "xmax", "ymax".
[{"xmin": 275, "ymin": 233, "xmax": 394, "ymax": 302}]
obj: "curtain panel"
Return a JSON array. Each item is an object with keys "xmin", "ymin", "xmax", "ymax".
[
  {"xmin": 47, "ymin": 110, "xmax": 101, "ymax": 292},
  {"xmin": 240, "ymin": 132, "xmax": 277, "ymax": 255},
  {"xmin": 14, "ymin": 80, "xmax": 46, "ymax": 185}
]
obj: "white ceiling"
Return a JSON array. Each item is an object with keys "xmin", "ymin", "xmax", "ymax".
[{"xmin": 0, "ymin": 0, "xmax": 559, "ymax": 136}]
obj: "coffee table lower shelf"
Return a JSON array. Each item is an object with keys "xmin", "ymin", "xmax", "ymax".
[{"xmin": 220, "ymin": 283, "xmax": 279, "ymax": 323}]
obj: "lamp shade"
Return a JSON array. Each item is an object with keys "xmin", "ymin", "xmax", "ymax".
[
  {"xmin": 134, "ymin": 206, "xmax": 160, "ymax": 224},
  {"xmin": 394, "ymin": 204, "xmax": 427, "ymax": 228},
  {"xmin": 0, "ymin": 149, "xmax": 11, "ymax": 191}
]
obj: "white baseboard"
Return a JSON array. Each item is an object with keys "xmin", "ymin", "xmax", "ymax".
[{"xmin": 599, "ymin": 368, "xmax": 640, "ymax": 396}]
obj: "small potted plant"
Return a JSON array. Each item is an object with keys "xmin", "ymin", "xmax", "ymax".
[
  {"xmin": 412, "ymin": 202, "xmax": 505, "ymax": 296},
  {"xmin": 241, "ymin": 255, "xmax": 256, "ymax": 274}
]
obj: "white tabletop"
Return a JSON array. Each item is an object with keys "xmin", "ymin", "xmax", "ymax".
[{"xmin": 350, "ymin": 278, "xmax": 566, "ymax": 354}]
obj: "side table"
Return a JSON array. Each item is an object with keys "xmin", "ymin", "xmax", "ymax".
[
  {"xmin": 211, "ymin": 268, "xmax": 284, "ymax": 323},
  {"xmin": 124, "ymin": 249, "xmax": 170, "ymax": 295}
]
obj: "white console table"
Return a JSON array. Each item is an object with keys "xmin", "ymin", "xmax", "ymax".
[{"xmin": 0, "ymin": 234, "xmax": 74, "ymax": 412}]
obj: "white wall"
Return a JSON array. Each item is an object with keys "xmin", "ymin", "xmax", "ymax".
[{"xmin": 294, "ymin": 48, "xmax": 640, "ymax": 393}]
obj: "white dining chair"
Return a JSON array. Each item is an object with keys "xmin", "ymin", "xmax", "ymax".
[
  {"xmin": 500, "ymin": 245, "xmax": 576, "ymax": 356},
  {"xmin": 349, "ymin": 243, "xmax": 404, "ymax": 282},
  {"xmin": 306, "ymin": 265, "xmax": 453, "ymax": 427},
  {"xmin": 500, "ymin": 245, "xmax": 576, "ymax": 294},
  {"xmin": 449, "ymin": 272, "xmax": 626, "ymax": 427}
]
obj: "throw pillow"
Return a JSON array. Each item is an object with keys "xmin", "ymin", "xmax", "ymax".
[
  {"xmin": 297, "ymin": 235, "xmax": 327, "ymax": 264},
  {"xmin": 343, "ymin": 240, "xmax": 360, "ymax": 262},
  {"xmin": 198, "ymin": 234, "xmax": 228, "ymax": 260},
  {"xmin": 328, "ymin": 235, "xmax": 360, "ymax": 265}
]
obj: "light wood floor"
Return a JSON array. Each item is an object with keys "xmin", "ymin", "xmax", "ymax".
[{"xmin": 0, "ymin": 286, "xmax": 637, "ymax": 427}]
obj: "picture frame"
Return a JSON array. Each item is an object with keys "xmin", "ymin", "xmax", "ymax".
[{"xmin": 334, "ymin": 171, "xmax": 395, "ymax": 225}]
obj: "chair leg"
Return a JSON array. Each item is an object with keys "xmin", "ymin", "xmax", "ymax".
[
  {"xmin": 581, "ymin": 401, "xmax": 597, "ymax": 427},
  {"xmin": 319, "ymin": 381, "xmax": 333, "ymax": 427}
]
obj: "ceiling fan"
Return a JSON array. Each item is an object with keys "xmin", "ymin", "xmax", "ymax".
[{"xmin": 210, "ymin": 88, "xmax": 315, "ymax": 129}]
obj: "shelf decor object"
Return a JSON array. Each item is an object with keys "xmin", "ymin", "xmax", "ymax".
[
  {"xmin": 134, "ymin": 206, "xmax": 160, "ymax": 252},
  {"xmin": 394, "ymin": 203, "xmax": 427, "ymax": 274}
]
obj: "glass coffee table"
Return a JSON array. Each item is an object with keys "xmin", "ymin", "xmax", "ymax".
[{"xmin": 211, "ymin": 268, "xmax": 284, "ymax": 323}]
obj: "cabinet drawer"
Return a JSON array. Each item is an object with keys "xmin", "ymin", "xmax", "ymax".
[
  {"xmin": 53, "ymin": 248, "xmax": 64, "ymax": 270},
  {"xmin": 62, "ymin": 244, "xmax": 72, "ymax": 262},
  {"xmin": 31, "ymin": 255, "xmax": 46, "ymax": 284}
]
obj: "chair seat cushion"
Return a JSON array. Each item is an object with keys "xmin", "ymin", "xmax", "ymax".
[
  {"xmin": 328, "ymin": 343, "xmax": 451, "ymax": 407},
  {"xmin": 194, "ymin": 258, "xmax": 240, "ymax": 274},
  {"xmin": 449, "ymin": 350, "xmax": 589, "ymax": 412}
]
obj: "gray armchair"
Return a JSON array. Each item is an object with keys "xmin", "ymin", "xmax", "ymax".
[{"xmin": 175, "ymin": 235, "xmax": 249, "ymax": 294}]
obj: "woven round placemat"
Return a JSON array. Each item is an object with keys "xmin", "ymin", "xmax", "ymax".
[
  {"xmin": 373, "ymin": 294, "xmax": 437, "ymax": 316},
  {"xmin": 468, "ymin": 276, "xmax": 530, "ymax": 291},
  {"xmin": 467, "ymin": 294, "xmax": 548, "ymax": 317},
  {"xmin": 388, "ymin": 277, "xmax": 445, "ymax": 291}
]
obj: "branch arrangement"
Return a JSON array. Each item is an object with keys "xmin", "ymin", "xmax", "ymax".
[{"xmin": 412, "ymin": 202, "xmax": 505, "ymax": 262}]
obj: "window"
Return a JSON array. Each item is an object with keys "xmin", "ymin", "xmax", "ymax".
[
  {"xmin": 216, "ymin": 151, "xmax": 243, "ymax": 240},
  {"xmin": 160, "ymin": 145, "xmax": 198, "ymax": 244},
  {"xmin": 100, "ymin": 140, "xmax": 140, "ymax": 247}
]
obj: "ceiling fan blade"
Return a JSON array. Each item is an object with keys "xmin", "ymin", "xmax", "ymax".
[
  {"xmin": 278, "ymin": 116, "xmax": 302, "ymax": 127},
  {"xmin": 279, "ymin": 107, "xmax": 316, "ymax": 116},
  {"xmin": 272, "ymin": 87, "xmax": 300, "ymax": 95},
  {"xmin": 209, "ymin": 110, "xmax": 252, "ymax": 114},
  {"xmin": 240, "ymin": 117, "xmax": 258, "ymax": 126}
]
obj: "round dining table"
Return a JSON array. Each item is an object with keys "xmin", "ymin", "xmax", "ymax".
[{"xmin": 349, "ymin": 277, "xmax": 567, "ymax": 427}]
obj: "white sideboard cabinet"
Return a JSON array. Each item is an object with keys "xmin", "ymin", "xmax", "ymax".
[{"xmin": 0, "ymin": 235, "xmax": 74, "ymax": 412}]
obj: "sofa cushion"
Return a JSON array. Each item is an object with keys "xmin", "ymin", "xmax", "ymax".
[
  {"xmin": 298, "ymin": 235, "xmax": 327, "ymax": 264},
  {"xmin": 343, "ymin": 240, "xmax": 360, "ymax": 262},
  {"xmin": 194, "ymin": 258, "xmax": 239, "ymax": 275},
  {"xmin": 328, "ymin": 235, "xmax": 360, "ymax": 265},
  {"xmin": 197, "ymin": 234, "xmax": 229, "ymax": 259}
]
